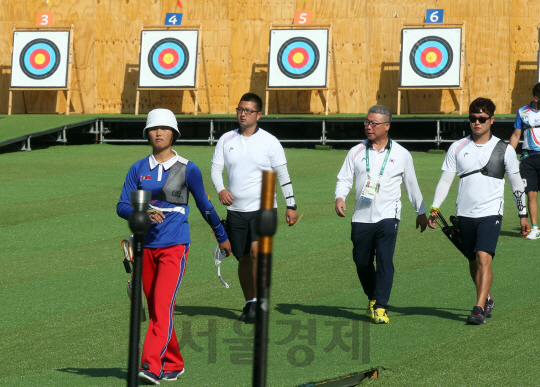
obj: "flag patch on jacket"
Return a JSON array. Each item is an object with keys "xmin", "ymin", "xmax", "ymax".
[{"xmin": 141, "ymin": 176, "xmax": 151, "ymax": 181}]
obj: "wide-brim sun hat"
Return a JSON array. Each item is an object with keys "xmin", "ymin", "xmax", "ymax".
[{"xmin": 143, "ymin": 108, "xmax": 180, "ymax": 139}]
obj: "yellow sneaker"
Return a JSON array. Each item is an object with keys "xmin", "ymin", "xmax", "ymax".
[
  {"xmin": 373, "ymin": 308, "xmax": 389, "ymax": 324},
  {"xmin": 366, "ymin": 300, "xmax": 376, "ymax": 319}
]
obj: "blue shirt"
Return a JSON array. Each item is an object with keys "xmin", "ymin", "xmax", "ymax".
[{"xmin": 117, "ymin": 154, "xmax": 227, "ymax": 248}]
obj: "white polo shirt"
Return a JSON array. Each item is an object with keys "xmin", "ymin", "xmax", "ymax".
[
  {"xmin": 442, "ymin": 135, "xmax": 520, "ymax": 217},
  {"xmin": 212, "ymin": 127, "xmax": 287, "ymax": 212},
  {"xmin": 335, "ymin": 139, "xmax": 426, "ymax": 223}
]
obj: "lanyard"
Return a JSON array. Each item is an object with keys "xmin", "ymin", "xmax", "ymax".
[{"xmin": 366, "ymin": 139, "xmax": 392, "ymax": 178}]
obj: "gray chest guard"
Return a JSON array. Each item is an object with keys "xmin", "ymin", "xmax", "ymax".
[
  {"xmin": 459, "ymin": 140, "xmax": 508, "ymax": 180},
  {"xmin": 152, "ymin": 158, "xmax": 190, "ymax": 205}
]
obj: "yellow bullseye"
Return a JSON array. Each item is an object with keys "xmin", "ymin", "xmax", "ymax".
[
  {"xmin": 425, "ymin": 52, "xmax": 437, "ymax": 63},
  {"xmin": 34, "ymin": 53, "xmax": 46, "ymax": 65},
  {"xmin": 163, "ymin": 53, "xmax": 174, "ymax": 65},
  {"xmin": 293, "ymin": 52, "xmax": 304, "ymax": 64}
]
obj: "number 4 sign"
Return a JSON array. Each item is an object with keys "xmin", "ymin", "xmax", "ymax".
[
  {"xmin": 165, "ymin": 13, "xmax": 183, "ymax": 26},
  {"xmin": 425, "ymin": 9, "xmax": 444, "ymax": 24}
]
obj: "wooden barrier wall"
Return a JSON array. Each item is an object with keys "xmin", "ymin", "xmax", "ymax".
[{"xmin": 0, "ymin": 0, "xmax": 538, "ymax": 115}]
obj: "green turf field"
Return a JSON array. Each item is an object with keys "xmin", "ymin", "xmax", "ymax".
[{"xmin": 1, "ymin": 144, "xmax": 538, "ymax": 386}]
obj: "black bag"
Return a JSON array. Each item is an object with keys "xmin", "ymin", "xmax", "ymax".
[{"xmin": 437, "ymin": 212, "xmax": 466, "ymax": 257}]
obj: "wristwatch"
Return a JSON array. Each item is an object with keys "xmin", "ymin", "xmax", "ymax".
[
  {"xmin": 519, "ymin": 213, "xmax": 529, "ymax": 219},
  {"xmin": 287, "ymin": 204, "xmax": 297, "ymax": 211}
]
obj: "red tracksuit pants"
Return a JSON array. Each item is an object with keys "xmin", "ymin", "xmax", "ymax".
[{"xmin": 140, "ymin": 244, "xmax": 189, "ymax": 377}]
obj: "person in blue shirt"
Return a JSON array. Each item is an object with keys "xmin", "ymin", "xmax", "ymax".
[
  {"xmin": 117, "ymin": 109, "xmax": 231, "ymax": 385},
  {"xmin": 510, "ymin": 82, "xmax": 540, "ymax": 239}
]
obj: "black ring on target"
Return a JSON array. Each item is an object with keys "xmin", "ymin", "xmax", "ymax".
[
  {"xmin": 277, "ymin": 37, "xmax": 320, "ymax": 79},
  {"xmin": 20, "ymin": 39, "xmax": 61, "ymax": 80},
  {"xmin": 148, "ymin": 38, "xmax": 189, "ymax": 80},
  {"xmin": 409, "ymin": 36, "xmax": 453, "ymax": 79}
]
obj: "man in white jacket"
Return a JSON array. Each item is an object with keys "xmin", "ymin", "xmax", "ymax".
[
  {"xmin": 211, "ymin": 93, "xmax": 298, "ymax": 323},
  {"xmin": 335, "ymin": 104, "xmax": 428, "ymax": 324},
  {"xmin": 428, "ymin": 97, "xmax": 530, "ymax": 325}
]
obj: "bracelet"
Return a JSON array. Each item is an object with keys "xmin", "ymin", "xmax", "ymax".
[{"xmin": 430, "ymin": 206, "xmax": 440, "ymax": 215}]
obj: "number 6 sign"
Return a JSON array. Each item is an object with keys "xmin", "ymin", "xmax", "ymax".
[
  {"xmin": 425, "ymin": 9, "xmax": 444, "ymax": 24},
  {"xmin": 36, "ymin": 13, "xmax": 54, "ymax": 27}
]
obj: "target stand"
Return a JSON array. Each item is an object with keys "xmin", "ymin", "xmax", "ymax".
[
  {"xmin": 265, "ymin": 23, "xmax": 334, "ymax": 115},
  {"xmin": 8, "ymin": 25, "xmax": 77, "ymax": 115},
  {"xmin": 397, "ymin": 22, "xmax": 470, "ymax": 115},
  {"xmin": 135, "ymin": 24, "xmax": 205, "ymax": 116}
]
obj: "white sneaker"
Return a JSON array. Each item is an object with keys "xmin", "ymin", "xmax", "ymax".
[{"xmin": 526, "ymin": 228, "xmax": 540, "ymax": 240}]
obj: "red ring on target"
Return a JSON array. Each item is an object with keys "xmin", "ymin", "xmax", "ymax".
[
  {"xmin": 157, "ymin": 48, "xmax": 179, "ymax": 70},
  {"xmin": 420, "ymin": 47, "xmax": 442, "ymax": 68},
  {"xmin": 29, "ymin": 49, "xmax": 51, "ymax": 70},
  {"xmin": 287, "ymin": 47, "xmax": 309, "ymax": 69}
]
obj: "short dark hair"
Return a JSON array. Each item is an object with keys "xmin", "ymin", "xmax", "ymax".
[
  {"xmin": 469, "ymin": 97, "xmax": 496, "ymax": 117},
  {"xmin": 239, "ymin": 93, "xmax": 263, "ymax": 112},
  {"xmin": 533, "ymin": 83, "xmax": 540, "ymax": 98}
]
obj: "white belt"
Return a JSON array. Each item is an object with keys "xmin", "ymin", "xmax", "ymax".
[{"xmin": 149, "ymin": 204, "xmax": 185, "ymax": 214}]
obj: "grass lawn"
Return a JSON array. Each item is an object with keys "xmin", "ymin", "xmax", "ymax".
[{"xmin": 0, "ymin": 144, "xmax": 537, "ymax": 386}]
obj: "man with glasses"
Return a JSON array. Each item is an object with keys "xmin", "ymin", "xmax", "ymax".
[
  {"xmin": 211, "ymin": 92, "xmax": 298, "ymax": 323},
  {"xmin": 509, "ymin": 82, "xmax": 540, "ymax": 240},
  {"xmin": 428, "ymin": 98, "xmax": 529, "ymax": 325},
  {"xmin": 335, "ymin": 104, "xmax": 428, "ymax": 324}
]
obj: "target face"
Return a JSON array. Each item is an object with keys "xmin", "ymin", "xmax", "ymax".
[
  {"xmin": 409, "ymin": 36, "xmax": 452, "ymax": 79},
  {"xmin": 20, "ymin": 39, "xmax": 61, "ymax": 80},
  {"xmin": 11, "ymin": 31, "xmax": 70, "ymax": 88},
  {"xmin": 139, "ymin": 30, "xmax": 199, "ymax": 88},
  {"xmin": 277, "ymin": 37, "xmax": 320, "ymax": 79},
  {"xmin": 268, "ymin": 29, "xmax": 328, "ymax": 88},
  {"xmin": 400, "ymin": 28, "xmax": 462, "ymax": 87},
  {"xmin": 148, "ymin": 38, "xmax": 189, "ymax": 79}
]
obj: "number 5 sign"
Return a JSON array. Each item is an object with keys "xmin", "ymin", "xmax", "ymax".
[
  {"xmin": 294, "ymin": 10, "xmax": 312, "ymax": 25},
  {"xmin": 36, "ymin": 12, "xmax": 54, "ymax": 26}
]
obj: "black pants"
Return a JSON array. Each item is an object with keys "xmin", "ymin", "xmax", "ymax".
[{"xmin": 351, "ymin": 219, "xmax": 399, "ymax": 310}]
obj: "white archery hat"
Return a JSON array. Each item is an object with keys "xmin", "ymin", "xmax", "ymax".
[{"xmin": 143, "ymin": 108, "xmax": 180, "ymax": 139}]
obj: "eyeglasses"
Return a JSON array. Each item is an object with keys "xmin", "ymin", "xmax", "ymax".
[
  {"xmin": 236, "ymin": 107, "xmax": 259, "ymax": 115},
  {"xmin": 364, "ymin": 120, "xmax": 389, "ymax": 127},
  {"xmin": 468, "ymin": 115, "xmax": 491, "ymax": 124}
]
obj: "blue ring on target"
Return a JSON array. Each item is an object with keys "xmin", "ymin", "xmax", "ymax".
[
  {"xmin": 148, "ymin": 38, "xmax": 189, "ymax": 80},
  {"xmin": 277, "ymin": 37, "xmax": 320, "ymax": 79},
  {"xmin": 19, "ymin": 39, "xmax": 61, "ymax": 80},
  {"xmin": 409, "ymin": 36, "xmax": 453, "ymax": 79}
]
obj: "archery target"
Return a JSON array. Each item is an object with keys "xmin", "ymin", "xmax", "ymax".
[
  {"xmin": 268, "ymin": 29, "xmax": 328, "ymax": 87},
  {"xmin": 139, "ymin": 30, "xmax": 198, "ymax": 88},
  {"xmin": 400, "ymin": 28, "xmax": 462, "ymax": 87},
  {"xmin": 11, "ymin": 31, "xmax": 70, "ymax": 88}
]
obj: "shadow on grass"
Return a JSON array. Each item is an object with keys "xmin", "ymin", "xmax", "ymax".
[
  {"xmin": 175, "ymin": 305, "xmax": 241, "ymax": 320},
  {"xmin": 57, "ymin": 367, "xmax": 126, "ymax": 379},
  {"xmin": 275, "ymin": 303, "xmax": 360, "ymax": 320},
  {"xmin": 499, "ymin": 228, "xmax": 526, "ymax": 238},
  {"xmin": 275, "ymin": 303, "xmax": 468, "ymax": 322},
  {"xmin": 387, "ymin": 305, "xmax": 468, "ymax": 322}
]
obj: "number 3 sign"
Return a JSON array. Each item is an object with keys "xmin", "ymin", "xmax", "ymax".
[
  {"xmin": 36, "ymin": 12, "xmax": 54, "ymax": 26},
  {"xmin": 425, "ymin": 9, "xmax": 444, "ymax": 24}
]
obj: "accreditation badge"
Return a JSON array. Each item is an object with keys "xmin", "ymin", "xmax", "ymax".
[{"xmin": 360, "ymin": 178, "xmax": 379, "ymax": 203}]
